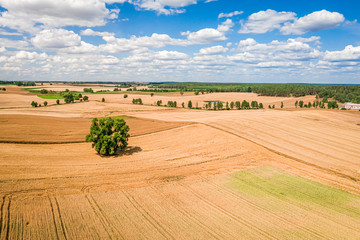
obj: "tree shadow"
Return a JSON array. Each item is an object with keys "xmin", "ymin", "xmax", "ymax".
[{"xmin": 115, "ymin": 146, "xmax": 142, "ymax": 157}]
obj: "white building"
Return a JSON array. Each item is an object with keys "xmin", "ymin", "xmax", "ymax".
[{"xmin": 341, "ymin": 102, "xmax": 360, "ymax": 110}]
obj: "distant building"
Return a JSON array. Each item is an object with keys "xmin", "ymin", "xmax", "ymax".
[{"xmin": 341, "ymin": 102, "xmax": 360, "ymax": 110}]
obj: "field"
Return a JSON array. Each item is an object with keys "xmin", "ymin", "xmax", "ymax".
[{"xmin": 0, "ymin": 83, "xmax": 359, "ymax": 239}]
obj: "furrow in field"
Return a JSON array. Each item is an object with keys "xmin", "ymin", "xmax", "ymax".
[{"xmin": 122, "ymin": 190, "xmax": 175, "ymax": 240}]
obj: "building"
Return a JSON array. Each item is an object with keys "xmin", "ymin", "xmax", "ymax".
[{"xmin": 340, "ymin": 102, "xmax": 360, "ymax": 110}]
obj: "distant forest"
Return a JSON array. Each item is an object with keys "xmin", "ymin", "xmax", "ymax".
[{"xmin": 151, "ymin": 83, "xmax": 360, "ymax": 103}]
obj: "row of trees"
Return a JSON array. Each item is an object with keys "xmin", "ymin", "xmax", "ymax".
[
  {"xmin": 132, "ymin": 98, "xmax": 143, "ymax": 104},
  {"xmin": 31, "ymin": 101, "xmax": 47, "ymax": 107},
  {"xmin": 294, "ymin": 100, "xmax": 339, "ymax": 109}
]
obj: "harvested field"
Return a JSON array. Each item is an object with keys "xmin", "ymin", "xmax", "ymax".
[{"xmin": 0, "ymin": 85, "xmax": 359, "ymax": 239}]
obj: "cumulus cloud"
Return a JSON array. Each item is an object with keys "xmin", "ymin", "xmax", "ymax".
[
  {"xmin": 280, "ymin": 10, "xmax": 345, "ymax": 35},
  {"xmin": 238, "ymin": 9, "xmax": 344, "ymax": 35},
  {"xmin": 81, "ymin": 28, "xmax": 115, "ymax": 37},
  {"xmin": 31, "ymin": 29, "xmax": 81, "ymax": 49},
  {"xmin": 130, "ymin": 0, "xmax": 198, "ymax": 15},
  {"xmin": 324, "ymin": 45, "xmax": 360, "ymax": 62},
  {"xmin": 218, "ymin": 11, "xmax": 243, "ymax": 18},
  {"xmin": 0, "ymin": 37, "xmax": 29, "ymax": 49},
  {"xmin": 0, "ymin": 0, "xmax": 120, "ymax": 33},
  {"xmin": 197, "ymin": 45, "xmax": 228, "ymax": 55},
  {"xmin": 239, "ymin": 9, "xmax": 296, "ymax": 34}
]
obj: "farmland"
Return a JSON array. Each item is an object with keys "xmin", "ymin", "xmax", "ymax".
[{"xmin": 0, "ymin": 83, "xmax": 360, "ymax": 239}]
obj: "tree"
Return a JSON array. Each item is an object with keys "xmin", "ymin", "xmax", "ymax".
[
  {"xmin": 188, "ymin": 100, "xmax": 192, "ymax": 109},
  {"xmin": 83, "ymin": 96, "xmax": 89, "ymax": 101},
  {"xmin": 281, "ymin": 102, "xmax": 284, "ymax": 108},
  {"xmin": 102, "ymin": 98, "xmax": 105, "ymax": 102},
  {"xmin": 2, "ymin": 88, "xmax": 5, "ymax": 91},
  {"xmin": 259, "ymin": 103, "xmax": 264, "ymax": 109},
  {"xmin": 308, "ymin": 102, "xmax": 311, "ymax": 108},
  {"xmin": 44, "ymin": 101, "xmax": 48, "ymax": 106},
  {"xmin": 181, "ymin": 102, "xmax": 185, "ymax": 108},
  {"xmin": 235, "ymin": 101, "xmax": 241, "ymax": 110},
  {"xmin": 251, "ymin": 101, "xmax": 258, "ymax": 109},
  {"xmin": 230, "ymin": 101, "xmax": 235, "ymax": 109},
  {"xmin": 180, "ymin": 91, "xmax": 184, "ymax": 95},
  {"xmin": 31, "ymin": 101, "xmax": 38, "ymax": 107},
  {"xmin": 64, "ymin": 92, "xmax": 74, "ymax": 103},
  {"xmin": 268, "ymin": 105, "xmax": 271, "ymax": 109},
  {"xmin": 40, "ymin": 89, "xmax": 48, "ymax": 94},
  {"xmin": 194, "ymin": 91, "xmax": 199, "ymax": 95},
  {"xmin": 123, "ymin": 94, "xmax": 128, "ymax": 98},
  {"xmin": 150, "ymin": 93, "xmax": 154, "ymax": 97},
  {"xmin": 56, "ymin": 99, "xmax": 60, "ymax": 105},
  {"xmin": 157, "ymin": 100, "xmax": 162, "ymax": 106},
  {"xmin": 295, "ymin": 100, "xmax": 298, "ymax": 108},
  {"xmin": 272, "ymin": 104, "xmax": 275, "ymax": 109},
  {"xmin": 299, "ymin": 100, "xmax": 304, "ymax": 108},
  {"xmin": 226, "ymin": 102, "xmax": 230, "ymax": 110},
  {"xmin": 86, "ymin": 117, "xmax": 130, "ymax": 156}
]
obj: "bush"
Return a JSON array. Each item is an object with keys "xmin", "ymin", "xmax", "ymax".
[
  {"xmin": 56, "ymin": 99, "xmax": 60, "ymax": 105},
  {"xmin": 44, "ymin": 101, "xmax": 48, "ymax": 106},
  {"xmin": 150, "ymin": 93, "xmax": 154, "ymax": 97},
  {"xmin": 86, "ymin": 117, "xmax": 130, "ymax": 156},
  {"xmin": 188, "ymin": 100, "xmax": 192, "ymax": 109},
  {"xmin": 132, "ymin": 98, "xmax": 142, "ymax": 104},
  {"xmin": 102, "ymin": 98, "xmax": 105, "ymax": 102},
  {"xmin": 64, "ymin": 92, "xmax": 74, "ymax": 103},
  {"xmin": 123, "ymin": 94, "xmax": 128, "ymax": 98},
  {"xmin": 2, "ymin": 88, "xmax": 6, "ymax": 91},
  {"xmin": 156, "ymin": 100, "xmax": 162, "ymax": 106},
  {"xmin": 40, "ymin": 89, "xmax": 48, "ymax": 94},
  {"xmin": 83, "ymin": 96, "xmax": 89, "ymax": 101},
  {"xmin": 84, "ymin": 88, "xmax": 94, "ymax": 93},
  {"xmin": 31, "ymin": 101, "xmax": 38, "ymax": 107}
]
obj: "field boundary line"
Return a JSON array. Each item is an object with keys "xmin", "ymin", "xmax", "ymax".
[{"xmin": 200, "ymin": 123, "xmax": 360, "ymax": 182}]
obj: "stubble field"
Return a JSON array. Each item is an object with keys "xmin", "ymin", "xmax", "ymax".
[{"xmin": 0, "ymin": 84, "xmax": 359, "ymax": 239}]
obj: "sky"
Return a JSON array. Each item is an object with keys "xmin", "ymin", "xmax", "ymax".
[{"xmin": 0, "ymin": 0, "xmax": 359, "ymax": 83}]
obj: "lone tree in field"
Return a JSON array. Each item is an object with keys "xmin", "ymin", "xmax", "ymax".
[
  {"xmin": 44, "ymin": 101, "xmax": 48, "ymax": 106},
  {"xmin": 64, "ymin": 92, "xmax": 74, "ymax": 103},
  {"xmin": 188, "ymin": 100, "xmax": 192, "ymax": 109},
  {"xmin": 86, "ymin": 117, "xmax": 130, "ymax": 156}
]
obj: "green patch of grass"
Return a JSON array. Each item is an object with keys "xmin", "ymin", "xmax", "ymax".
[
  {"xmin": 228, "ymin": 166, "xmax": 360, "ymax": 219},
  {"xmin": 37, "ymin": 95, "xmax": 64, "ymax": 99}
]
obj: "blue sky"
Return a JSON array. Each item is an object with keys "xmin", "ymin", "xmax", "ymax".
[{"xmin": 0, "ymin": 0, "xmax": 359, "ymax": 83}]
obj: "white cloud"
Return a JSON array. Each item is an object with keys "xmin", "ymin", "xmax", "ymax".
[
  {"xmin": 238, "ymin": 9, "xmax": 344, "ymax": 35},
  {"xmin": 324, "ymin": 45, "xmax": 360, "ymax": 62},
  {"xmin": 239, "ymin": 9, "xmax": 296, "ymax": 34},
  {"xmin": 0, "ymin": 37, "xmax": 29, "ymax": 49},
  {"xmin": 198, "ymin": 45, "xmax": 228, "ymax": 55},
  {"xmin": 0, "ymin": 46, "xmax": 5, "ymax": 53},
  {"xmin": 0, "ymin": 0, "xmax": 120, "ymax": 33},
  {"xmin": 281, "ymin": 10, "xmax": 345, "ymax": 35},
  {"xmin": 130, "ymin": 0, "xmax": 198, "ymax": 15},
  {"xmin": 156, "ymin": 50, "xmax": 189, "ymax": 60},
  {"xmin": 31, "ymin": 29, "xmax": 81, "ymax": 49},
  {"xmin": 218, "ymin": 11, "xmax": 243, "ymax": 18},
  {"xmin": 81, "ymin": 28, "xmax": 115, "ymax": 37}
]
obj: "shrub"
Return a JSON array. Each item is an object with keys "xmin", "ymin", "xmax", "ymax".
[
  {"xmin": 281, "ymin": 102, "xmax": 284, "ymax": 108},
  {"xmin": 56, "ymin": 99, "xmax": 60, "ymax": 105},
  {"xmin": 156, "ymin": 100, "xmax": 162, "ymax": 106},
  {"xmin": 86, "ymin": 117, "xmax": 130, "ymax": 156},
  {"xmin": 2, "ymin": 88, "xmax": 6, "ymax": 91},
  {"xmin": 84, "ymin": 88, "xmax": 94, "ymax": 93},
  {"xmin": 83, "ymin": 96, "xmax": 89, "ymax": 101},
  {"xmin": 259, "ymin": 103, "xmax": 264, "ymax": 109},
  {"xmin": 44, "ymin": 101, "xmax": 48, "ymax": 106},
  {"xmin": 188, "ymin": 100, "xmax": 192, "ymax": 109},
  {"xmin": 64, "ymin": 92, "xmax": 74, "ymax": 103},
  {"xmin": 40, "ymin": 89, "xmax": 48, "ymax": 94},
  {"xmin": 102, "ymin": 98, "xmax": 105, "ymax": 102},
  {"xmin": 151, "ymin": 93, "xmax": 154, "ymax": 97},
  {"xmin": 31, "ymin": 101, "xmax": 38, "ymax": 107},
  {"xmin": 132, "ymin": 98, "xmax": 142, "ymax": 104},
  {"xmin": 123, "ymin": 94, "xmax": 128, "ymax": 98}
]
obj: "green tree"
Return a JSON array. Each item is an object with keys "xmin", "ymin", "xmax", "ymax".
[
  {"xmin": 272, "ymin": 104, "xmax": 275, "ymax": 109},
  {"xmin": 299, "ymin": 100, "xmax": 304, "ymax": 108},
  {"xmin": 281, "ymin": 102, "xmax": 284, "ymax": 108},
  {"xmin": 102, "ymin": 98, "xmax": 105, "ymax": 102},
  {"xmin": 86, "ymin": 117, "xmax": 130, "ymax": 156},
  {"xmin": 64, "ymin": 92, "xmax": 74, "ymax": 103},
  {"xmin": 40, "ymin": 89, "xmax": 48, "ymax": 94},
  {"xmin": 157, "ymin": 100, "xmax": 162, "ymax": 106},
  {"xmin": 44, "ymin": 101, "xmax": 48, "ymax": 106},
  {"xmin": 259, "ymin": 103, "xmax": 264, "ymax": 109},
  {"xmin": 194, "ymin": 91, "xmax": 199, "ymax": 95},
  {"xmin": 188, "ymin": 100, "xmax": 192, "ymax": 109},
  {"xmin": 150, "ymin": 93, "xmax": 154, "ymax": 97},
  {"xmin": 230, "ymin": 101, "xmax": 235, "ymax": 109},
  {"xmin": 295, "ymin": 100, "xmax": 298, "ymax": 108},
  {"xmin": 56, "ymin": 99, "xmax": 60, "ymax": 105},
  {"xmin": 31, "ymin": 101, "xmax": 38, "ymax": 107},
  {"xmin": 2, "ymin": 88, "xmax": 5, "ymax": 91},
  {"xmin": 83, "ymin": 96, "xmax": 89, "ymax": 101},
  {"xmin": 235, "ymin": 101, "xmax": 241, "ymax": 110},
  {"xmin": 124, "ymin": 94, "xmax": 128, "ymax": 98},
  {"xmin": 182, "ymin": 102, "xmax": 185, "ymax": 108},
  {"xmin": 268, "ymin": 105, "xmax": 271, "ymax": 109}
]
